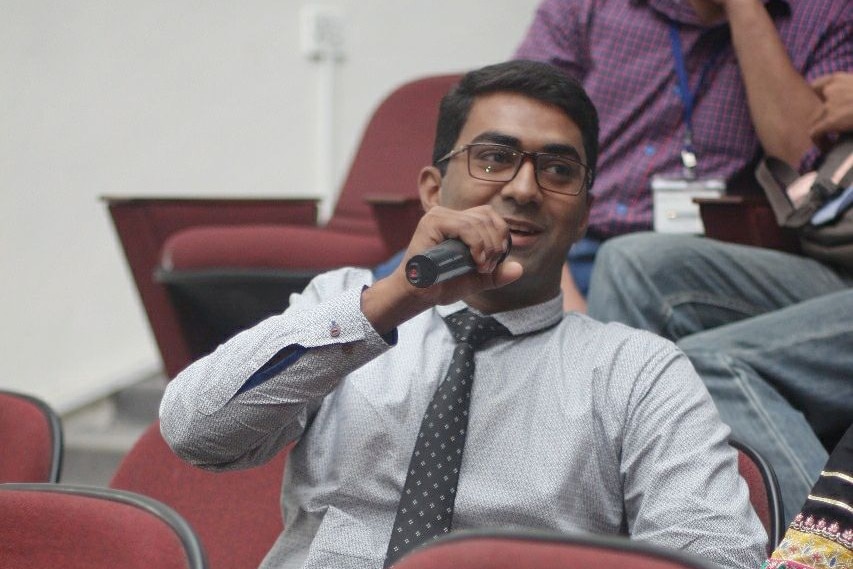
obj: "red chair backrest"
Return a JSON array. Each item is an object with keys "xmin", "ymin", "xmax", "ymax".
[
  {"xmin": 0, "ymin": 390, "xmax": 62, "ymax": 483},
  {"xmin": 0, "ymin": 483, "xmax": 206, "ymax": 569},
  {"xmin": 328, "ymin": 73, "xmax": 462, "ymax": 235},
  {"xmin": 110, "ymin": 420, "xmax": 289, "ymax": 569},
  {"xmin": 393, "ymin": 530, "xmax": 719, "ymax": 569}
]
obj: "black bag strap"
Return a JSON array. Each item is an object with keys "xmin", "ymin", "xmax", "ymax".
[{"xmin": 755, "ymin": 156, "xmax": 802, "ymax": 227}]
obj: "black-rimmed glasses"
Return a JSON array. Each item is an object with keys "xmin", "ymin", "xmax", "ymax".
[{"xmin": 435, "ymin": 143, "xmax": 592, "ymax": 196}]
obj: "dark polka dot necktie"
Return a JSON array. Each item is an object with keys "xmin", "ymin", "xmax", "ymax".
[{"xmin": 383, "ymin": 309, "xmax": 511, "ymax": 568}]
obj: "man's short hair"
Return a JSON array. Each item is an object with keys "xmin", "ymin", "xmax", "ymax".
[{"xmin": 433, "ymin": 60, "xmax": 600, "ymax": 186}]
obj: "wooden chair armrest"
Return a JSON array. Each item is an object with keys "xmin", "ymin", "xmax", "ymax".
[{"xmin": 694, "ymin": 195, "xmax": 800, "ymax": 253}]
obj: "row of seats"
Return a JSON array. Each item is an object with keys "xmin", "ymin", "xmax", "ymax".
[
  {"xmin": 0, "ymin": 389, "xmax": 285, "ymax": 569},
  {"xmin": 1, "ymin": 388, "xmax": 784, "ymax": 568},
  {"xmin": 104, "ymin": 73, "xmax": 462, "ymax": 379},
  {"xmin": 0, "ymin": 483, "xmax": 727, "ymax": 569}
]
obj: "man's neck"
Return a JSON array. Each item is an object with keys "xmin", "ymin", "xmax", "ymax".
[{"xmin": 464, "ymin": 282, "xmax": 561, "ymax": 316}]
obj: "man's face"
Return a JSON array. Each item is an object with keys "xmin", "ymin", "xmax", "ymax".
[{"xmin": 420, "ymin": 91, "xmax": 590, "ymax": 307}]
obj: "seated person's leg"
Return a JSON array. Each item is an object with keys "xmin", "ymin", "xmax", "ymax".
[
  {"xmin": 677, "ymin": 288, "xmax": 853, "ymax": 524},
  {"xmin": 587, "ymin": 232, "xmax": 851, "ymax": 340}
]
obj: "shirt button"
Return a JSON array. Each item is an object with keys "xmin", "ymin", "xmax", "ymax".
[{"xmin": 329, "ymin": 321, "xmax": 341, "ymax": 338}]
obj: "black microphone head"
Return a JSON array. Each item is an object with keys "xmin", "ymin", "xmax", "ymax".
[{"xmin": 404, "ymin": 235, "xmax": 511, "ymax": 288}]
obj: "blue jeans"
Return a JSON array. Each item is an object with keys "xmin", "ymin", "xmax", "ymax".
[{"xmin": 587, "ymin": 232, "xmax": 853, "ymax": 524}]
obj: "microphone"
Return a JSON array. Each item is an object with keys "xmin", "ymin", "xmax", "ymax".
[{"xmin": 405, "ymin": 235, "xmax": 511, "ymax": 288}]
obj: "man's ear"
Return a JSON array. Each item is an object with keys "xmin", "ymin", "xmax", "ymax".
[{"xmin": 418, "ymin": 165, "xmax": 443, "ymax": 212}]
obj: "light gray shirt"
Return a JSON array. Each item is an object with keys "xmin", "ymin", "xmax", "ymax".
[{"xmin": 160, "ymin": 267, "xmax": 767, "ymax": 569}]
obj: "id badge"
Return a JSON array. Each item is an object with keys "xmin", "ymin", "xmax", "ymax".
[{"xmin": 651, "ymin": 175, "xmax": 725, "ymax": 234}]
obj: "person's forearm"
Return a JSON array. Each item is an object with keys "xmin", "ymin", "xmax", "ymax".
[
  {"xmin": 159, "ymin": 284, "xmax": 389, "ymax": 470},
  {"xmin": 722, "ymin": 0, "xmax": 820, "ymax": 166}
]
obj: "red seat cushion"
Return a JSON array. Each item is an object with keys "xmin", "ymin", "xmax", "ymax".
[
  {"xmin": 111, "ymin": 421, "xmax": 289, "ymax": 569},
  {"xmin": 0, "ymin": 393, "xmax": 56, "ymax": 483},
  {"xmin": 161, "ymin": 224, "xmax": 393, "ymax": 271},
  {"xmin": 0, "ymin": 487, "xmax": 196, "ymax": 569}
]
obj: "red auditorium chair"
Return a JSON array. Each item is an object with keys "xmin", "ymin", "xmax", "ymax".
[
  {"xmin": 392, "ymin": 529, "xmax": 720, "ymax": 569},
  {"xmin": 109, "ymin": 419, "xmax": 290, "ymax": 569},
  {"xmin": 0, "ymin": 482, "xmax": 207, "ymax": 569},
  {"xmin": 0, "ymin": 390, "xmax": 63, "ymax": 483},
  {"xmin": 105, "ymin": 73, "xmax": 461, "ymax": 378},
  {"xmin": 731, "ymin": 438, "xmax": 785, "ymax": 552}
]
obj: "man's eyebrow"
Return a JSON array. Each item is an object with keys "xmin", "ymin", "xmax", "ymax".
[
  {"xmin": 469, "ymin": 132, "xmax": 584, "ymax": 162},
  {"xmin": 542, "ymin": 143, "xmax": 583, "ymax": 162},
  {"xmin": 470, "ymin": 132, "xmax": 520, "ymax": 147}
]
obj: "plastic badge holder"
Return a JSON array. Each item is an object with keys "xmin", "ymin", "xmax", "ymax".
[{"xmin": 651, "ymin": 176, "xmax": 725, "ymax": 234}]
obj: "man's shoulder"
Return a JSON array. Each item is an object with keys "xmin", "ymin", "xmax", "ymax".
[
  {"xmin": 554, "ymin": 312, "xmax": 682, "ymax": 362},
  {"xmin": 562, "ymin": 312, "xmax": 674, "ymax": 342}
]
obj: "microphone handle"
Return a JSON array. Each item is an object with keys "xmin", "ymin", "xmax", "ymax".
[{"xmin": 405, "ymin": 236, "xmax": 511, "ymax": 288}]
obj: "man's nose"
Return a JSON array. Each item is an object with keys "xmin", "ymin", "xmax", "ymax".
[{"xmin": 501, "ymin": 157, "xmax": 543, "ymax": 204}]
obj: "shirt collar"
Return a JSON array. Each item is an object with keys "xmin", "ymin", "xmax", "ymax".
[{"xmin": 436, "ymin": 294, "xmax": 564, "ymax": 337}]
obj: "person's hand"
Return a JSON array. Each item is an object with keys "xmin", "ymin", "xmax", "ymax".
[
  {"xmin": 361, "ymin": 205, "xmax": 522, "ymax": 334},
  {"xmin": 394, "ymin": 204, "xmax": 521, "ymax": 303},
  {"xmin": 810, "ymin": 72, "xmax": 853, "ymax": 149}
]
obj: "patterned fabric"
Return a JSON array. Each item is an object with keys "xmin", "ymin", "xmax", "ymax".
[
  {"xmin": 764, "ymin": 425, "xmax": 853, "ymax": 569},
  {"xmin": 384, "ymin": 310, "xmax": 511, "ymax": 567},
  {"xmin": 514, "ymin": 0, "xmax": 853, "ymax": 240},
  {"xmin": 765, "ymin": 529, "xmax": 851, "ymax": 569}
]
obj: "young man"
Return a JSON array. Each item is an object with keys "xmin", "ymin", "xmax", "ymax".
[{"xmin": 159, "ymin": 61, "xmax": 766, "ymax": 569}]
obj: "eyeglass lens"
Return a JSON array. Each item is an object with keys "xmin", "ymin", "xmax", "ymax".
[{"xmin": 467, "ymin": 144, "xmax": 587, "ymax": 195}]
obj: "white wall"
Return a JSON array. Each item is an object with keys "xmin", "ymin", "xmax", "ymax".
[{"xmin": 0, "ymin": 0, "xmax": 540, "ymax": 412}]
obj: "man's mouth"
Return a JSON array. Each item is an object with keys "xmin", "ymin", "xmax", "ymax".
[{"xmin": 505, "ymin": 218, "xmax": 544, "ymax": 246}]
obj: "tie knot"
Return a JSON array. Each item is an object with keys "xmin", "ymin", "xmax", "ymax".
[{"xmin": 444, "ymin": 309, "xmax": 510, "ymax": 350}]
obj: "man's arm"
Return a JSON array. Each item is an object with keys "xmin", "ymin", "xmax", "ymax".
[
  {"xmin": 159, "ymin": 204, "xmax": 520, "ymax": 470},
  {"xmin": 159, "ymin": 273, "xmax": 392, "ymax": 470},
  {"xmin": 694, "ymin": 0, "xmax": 821, "ymax": 166},
  {"xmin": 617, "ymin": 333, "xmax": 767, "ymax": 569}
]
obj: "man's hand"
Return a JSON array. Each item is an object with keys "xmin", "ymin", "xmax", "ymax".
[
  {"xmin": 360, "ymin": 205, "xmax": 523, "ymax": 335},
  {"xmin": 810, "ymin": 72, "xmax": 853, "ymax": 149}
]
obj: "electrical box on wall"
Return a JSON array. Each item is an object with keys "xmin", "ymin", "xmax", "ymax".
[{"xmin": 300, "ymin": 5, "xmax": 345, "ymax": 61}]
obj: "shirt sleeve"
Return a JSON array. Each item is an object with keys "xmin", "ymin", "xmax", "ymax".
[
  {"xmin": 616, "ymin": 332, "xmax": 768, "ymax": 569},
  {"xmin": 159, "ymin": 268, "xmax": 394, "ymax": 471}
]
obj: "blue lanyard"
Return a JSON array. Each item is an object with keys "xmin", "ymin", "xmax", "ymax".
[{"xmin": 668, "ymin": 22, "xmax": 726, "ymax": 174}]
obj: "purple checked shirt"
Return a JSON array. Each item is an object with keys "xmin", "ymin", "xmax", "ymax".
[{"xmin": 515, "ymin": 0, "xmax": 853, "ymax": 239}]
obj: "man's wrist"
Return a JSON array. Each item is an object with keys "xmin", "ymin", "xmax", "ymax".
[{"xmin": 360, "ymin": 276, "xmax": 432, "ymax": 337}]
